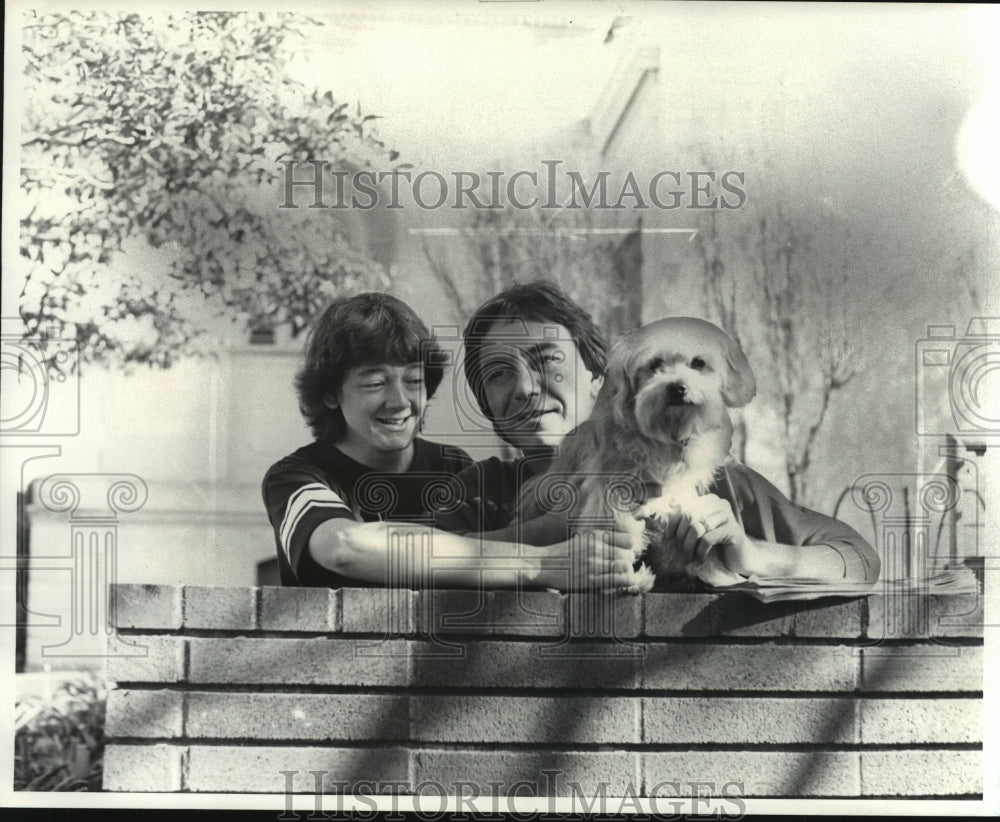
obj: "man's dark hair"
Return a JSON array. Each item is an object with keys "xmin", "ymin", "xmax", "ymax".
[
  {"xmin": 296, "ymin": 292, "xmax": 445, "ymax": 440},
  {"xmin": 462, "ymin": 280, "xmax": 607, "ymax": 425}
]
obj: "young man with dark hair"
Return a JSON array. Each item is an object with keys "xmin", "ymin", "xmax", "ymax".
[
  {"xmin": 433, "ymin": 280, "xmax": 608, "ymax": 539},
  {"xmin": 262, "ymin": 291, "xmax": 633, "ymax": 591}
]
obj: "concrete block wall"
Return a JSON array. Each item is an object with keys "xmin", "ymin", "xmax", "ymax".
[{"xmin": 103, "ymin": 584, "xmax": 984, "ymax": 797}]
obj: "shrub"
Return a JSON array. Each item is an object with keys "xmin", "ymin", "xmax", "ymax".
[{"xmin": 14, "ymin": 673, "xmax": 106, "ymax": 791}]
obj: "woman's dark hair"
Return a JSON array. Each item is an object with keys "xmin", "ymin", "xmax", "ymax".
[
  {"xmin": 462, "ymin": 280, "xmax": 608, "ymax": 424},
  {"xmin": 296, "ymin": 293, "xmax": 445, "ymax": 440}
]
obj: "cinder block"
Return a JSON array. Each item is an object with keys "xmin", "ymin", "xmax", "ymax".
[
  {"xmin": 259, "ymin": 586, "xmax": 337, "ymax": 632},
  {"xmin": 645, "ymin": 593, "xmax": 819, "ymax": 638},
  {"xmin": 105, "ymin": 689, "xmax": 183, "ymax": 738},
  {"xmin": 417, "ymin": 590, "xmax": 563, "ymax": 637},
  {"xmin": 105, "ymin": 636, "xmax": 185, "ymax": 684},
  {"xmin": 412, "ymin": 751, "xmax": 638, "ymax": 796},
  {"xmin": 185, "ymin": 745, "xmax": 409, "ymax": 792},
  {"xmin": 495, "ymin": 590, "xmax": 566, "ymax": 635},
  {"xmin": 643, "ymin": 751, "xmax": 860, "ymax": 797},
  {"xmin": 410, "ymin": 695, "xmax": 639, "ymax": 744},
  {"xmin": 792, "ymin": 598, "xmax": 864, "ymax": 638},
  {"xmin": 927, "ymin": 593, "xmax": 986, "ymax": 638},
  {"xmin": 859, "ymin": 646, "xmax": 982, "ymax": 692},
  {"xmin": 642, "ymin": 644, "xmax": 857, "ymax": 691},
  {"xmin": 187, "ymin": 692, "xmax": 408, "ymax": 741},
  {"xmin": 564, "ymin": 593, "xmax": 642, "ymax": 640},
  {"xmin": 184, "ymin": 585, "xmax": 256, "ymax": 630},
  {"xmin": 102, "ymin": 743, "xmax": 184, "ymax": 791},
  {"xmin": 867, "ymin": 593, "xmax": 985, "ymax": 639},
  {"xmin": 417, "ymin": 589, "xmax": 483, "ymax": 636},
  {"xmin": 341, "ymin": 586, "xmax": 416, "ymax": 634},
  {"xmin": 643, "ymin": 594, "xmax": 718, "ymax": 637},
  {"xmin": 709, "ymin": 595, "xmax": 796, "ymax": 637},
  {"xmin": 188, "ymin": 637, "xmax": 408, "ymax": 686},
  {"xmin": 113, "ymin": 583, "xmax": 182, "ymax": 630},
  {"xmin": 860, "ymin": 751, "xmax": 982, "ymax": 796},
  {"xmin": 860, "ymin": 698, "xmax": 981, "ymax": 743},
  {"xmin": 410, "ymin": 640, "xmax": 642, "ymax": 689},
  {"xmin": 643, "ymin": 697, "xmax": 858, "ymax": 744}
]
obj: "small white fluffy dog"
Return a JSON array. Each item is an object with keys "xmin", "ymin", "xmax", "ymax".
[{"xmin": 517, "ymin": 317, "xmax": 757, "ymax": 593}]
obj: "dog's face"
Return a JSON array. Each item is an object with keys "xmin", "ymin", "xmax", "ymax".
[{"xmin": 599, "ymin": 318, "xmax": 756, "ymax": 449}]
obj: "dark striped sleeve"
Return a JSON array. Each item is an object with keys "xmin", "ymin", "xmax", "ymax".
[{"xmin": 262, "ymin": 461, "xmax": 356, "ymax": 583}]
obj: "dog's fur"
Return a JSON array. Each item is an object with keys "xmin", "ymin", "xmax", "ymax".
[{"xmin": 516, "ymin": 317, "xmax": 757, "ymax": 592}]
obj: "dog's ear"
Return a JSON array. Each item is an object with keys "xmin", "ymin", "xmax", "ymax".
[{"xmin": 720, "ymin": 332, "xmax": 756, "ymax": 408}]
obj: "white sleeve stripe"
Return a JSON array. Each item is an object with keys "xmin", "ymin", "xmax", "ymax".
[
  {"xmin": 280, "ymin": 484, "xmax": 350, "ymax": 559},
  {"xmin": 280, "ymin": 501, "xmax": 352, "ymax": 564},
  {"xmin": 282, "ymin": 483, "xmax": 346, "ymax": 525},
  {"xmin": 281, "ymin": 483, "xmax": 349, "ymax": 544}
]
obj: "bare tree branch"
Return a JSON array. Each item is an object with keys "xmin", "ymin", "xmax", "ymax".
[
  {"xmin": 420, "ymin": 238, "xmax": 472, "ymax": 319},
  {"xmin": 701, "ymin": 188, "xmax": 863, "ymax": 504}
]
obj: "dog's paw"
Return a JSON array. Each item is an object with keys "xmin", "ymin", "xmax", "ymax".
[
  {"xmin": 642, "ymin": 520, "xmax": 689, "ymax": 578},
  {"xmin": 624, "ymin": 562, "xmax": 657, "ymax": 595},
  {"xmin": 621, "ymin": 515, "xmax": 649, "ymax": 561}
]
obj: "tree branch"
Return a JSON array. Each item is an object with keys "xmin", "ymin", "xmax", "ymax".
[
  {"xmin": 421, "ymin": 239, "xmax": 471, "ymax": 319},
  {"xmin": 21, "ymin": 165, "xmax": 116, "ymax": 190}
]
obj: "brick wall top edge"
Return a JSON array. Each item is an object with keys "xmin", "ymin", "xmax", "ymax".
[{"xmin": 108, "ymin": 584, "xmax": 982, "ymax": 639}]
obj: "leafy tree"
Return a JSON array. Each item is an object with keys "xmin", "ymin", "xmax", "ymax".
[{"xmin": 19, "ymin": 10, "xmax": 395, "ymax": 368}]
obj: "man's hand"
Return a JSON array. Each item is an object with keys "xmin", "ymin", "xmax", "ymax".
[
  {"xmin": 653, "ymin": 493, "xmax": 865, "ymax": 584},
  {"xmin": 535, "ymin": 525, "xmax": 637, "ymax": 592},
  {"xmin": 661, "ymin": 494, "xmax": 757, "ymax": 577}
]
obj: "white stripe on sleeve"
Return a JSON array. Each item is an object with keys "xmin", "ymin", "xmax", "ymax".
[{"xmin": 279, "ymin": 483, "xmax": 351, "ymax": 562}]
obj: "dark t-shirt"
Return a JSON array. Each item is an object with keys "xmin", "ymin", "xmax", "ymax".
[
  {"xmin": 261, "ymin": 437, "xmax": 472, "ymax": 587},
  {"xmin": 431, "ymin": 451, "xmax": 555, "ymax": 535}
]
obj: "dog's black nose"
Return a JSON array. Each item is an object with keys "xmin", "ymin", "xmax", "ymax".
[{"xmin": 667, "ymin": 382, "xmax": 688, "ymax": 404}]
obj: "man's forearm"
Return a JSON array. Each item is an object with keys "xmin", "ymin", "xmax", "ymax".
[{"xmin": 738, "ymin": 539, "xmax": 879, "ymax": 584}]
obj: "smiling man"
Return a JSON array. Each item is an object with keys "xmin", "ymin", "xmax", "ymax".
[{"xmin": 432, "ymin": 281, "xmax": 608, "ymax": 541}]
